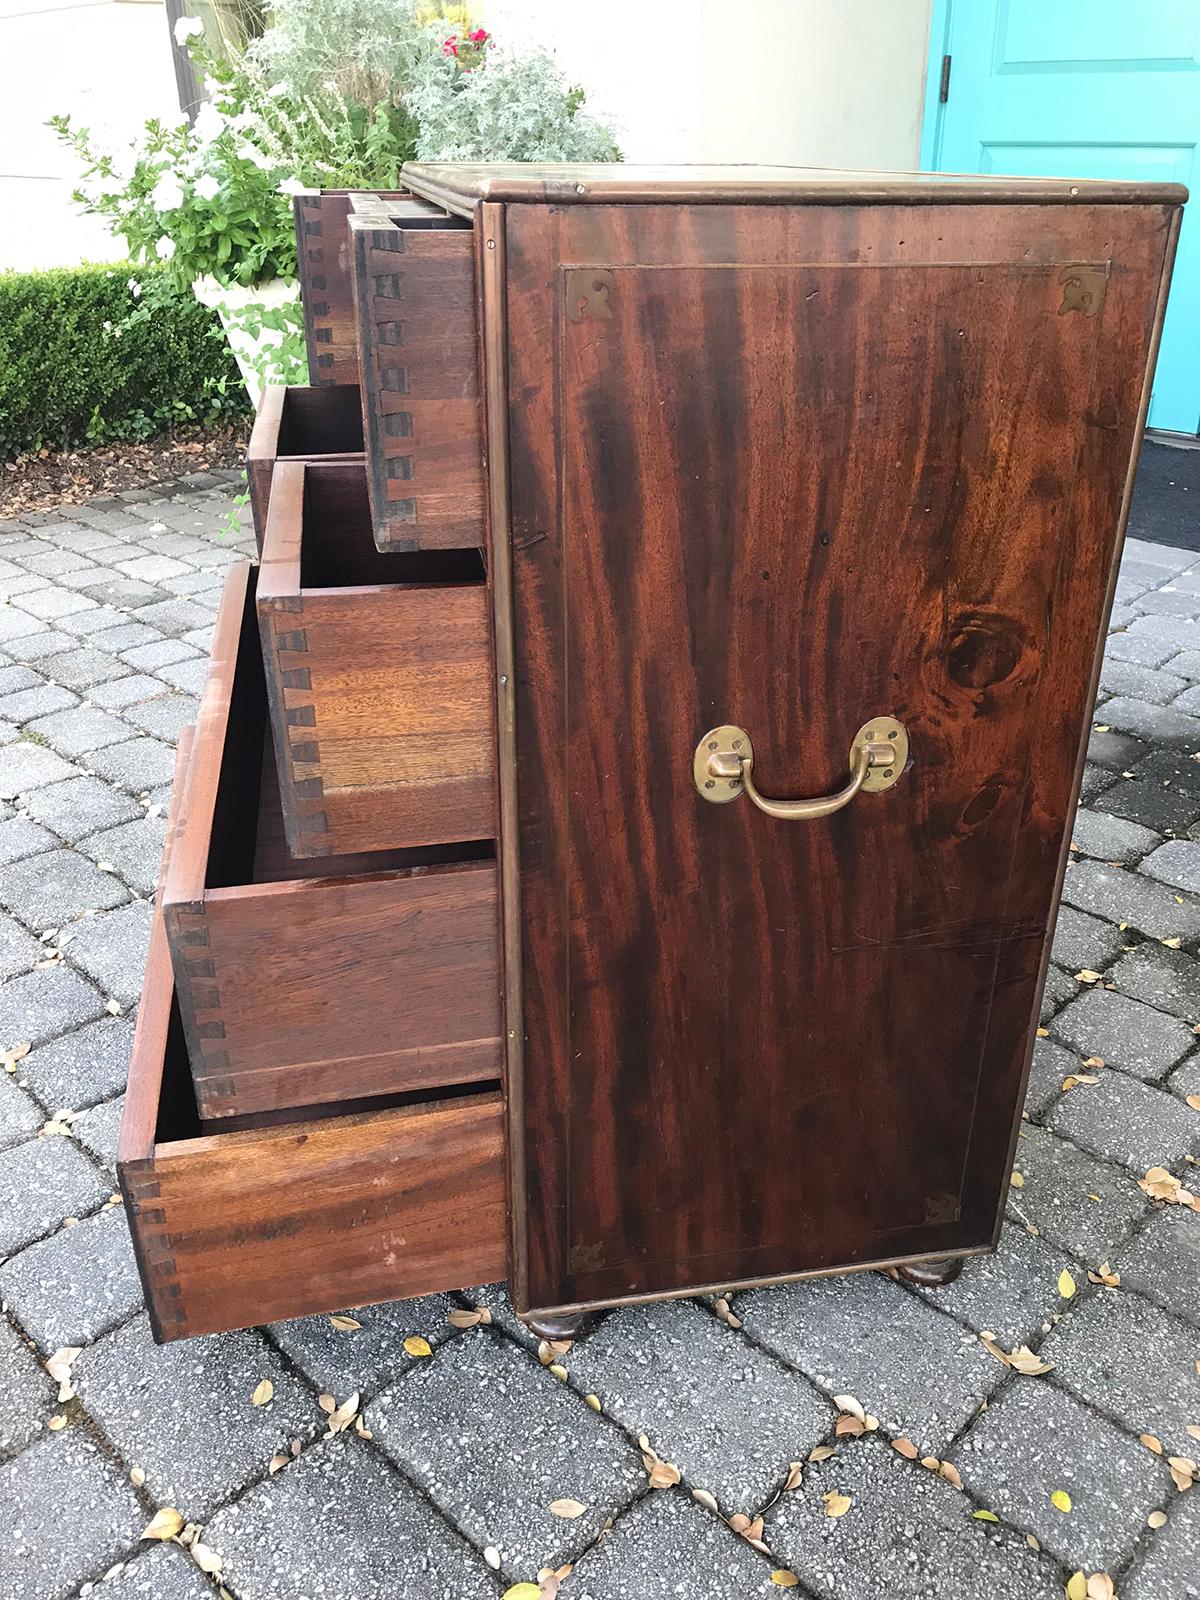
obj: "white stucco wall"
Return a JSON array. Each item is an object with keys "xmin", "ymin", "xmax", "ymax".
[{"xmin": 485, "ymin": 0, "xmax": 933, "ymax": 170}]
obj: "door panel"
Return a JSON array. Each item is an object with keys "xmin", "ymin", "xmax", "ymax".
[
  {"xmin": 925, "ymin": 0, "xmax": 1199, "ymax": 433},
  {"xmin": 503, "ymin": 203, "xmax": 1172, "ymax": 1316}
]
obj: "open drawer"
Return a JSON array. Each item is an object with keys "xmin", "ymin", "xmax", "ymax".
[
  {"xmin": 163, "ymin": 559, "xmax": 501, "ymax": 1119},
  {"xmin": 246, "ymin": 384, "xmax": 364, "ymax": 552},
  {"xmin": 119, "ymin": 903, "xmax": 506, "ymax": 1341},
  {"xmin": 257, "ymin": 460, "xmax": 496, "ymax": 858}
]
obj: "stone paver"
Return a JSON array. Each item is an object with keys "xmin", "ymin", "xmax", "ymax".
[
  {"xmin": 1112, "ymin": 1205, "xmax": 1200, "ymax": 1325},
  {"xmin": 950, "ymin": 1379, "xmax": 1170, "ymax": 1571},
  {"xmin": 367, "ymin": 1330, "xmax": 644, "ymax": 1579},
  {"xmin": 0, "ymin": 1429, "xmax": 143, "ymax": 1600},
  {"xmin": 1052, "ymin": 989, "xmax": 1194, "ymax": 1081},
  {"xmin": 17, "ymin": 1014, "xmax": 135, "ymax": 1107},
  {"xmin": 75, "ymin": 1316, "xmax": 320, "ymax": 1519},
  {"xmin": 569, "ymin": 1491, "xmax": 780, "ymax": 1599},
  {"xmin": 1046, "ymin": 1070, "xmax": 1200, "ymax": 1171},
  {"xmin": 904, "ymin": 1221, "xmax": 1074, "ymax": 1348},
  {"xmin": 0, "ymin": 492, "xmax": 1197, "ymax": 1595},
  {"xmin": 268, "ymin": 1294, "xmax": 459, "ymax": 1398},
  {"xmin": 204, "ymin": 1435, "xmax": 500, "ymax": 1600},
  {"xmin": 565, "ymin": 1298, "xmax": 832, "ymax": 1511},
  {"xmin": 0, "ymin": 1315, "xmax": 54, "ymax": 1455},
  {"xmin": 737, "ymin": 1273, "xmax": 998, "ymax": 1453},
  {"xmin": 0, "ymin": 1202, "xmax": 142, "ymax": 1351},
  {"xmin": 1041, "ymin": 1288, "xmax": 1200, "ymax": 1456},
  {"xmin": 1006, "ymin": 1123, "xmax": 1149, "ymax": 1262},
  {"xmin": 0, "ymin": 847, "xmax": 128, "ymax": 925},
  {"xmin": 1110, "ymin": 941, "xmax": 1200, "ymax": 1020},
  {"xmin": 765, "ymin": 1436, "xmax": 1058, "ymax": 1600},
  {"xmin": 0, "ymin": 1135, "xmax": 110, "ymax": 1254}
]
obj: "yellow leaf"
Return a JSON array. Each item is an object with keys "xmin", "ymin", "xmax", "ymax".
[
  {"xmin": 1058, "ymin": 1270, "xmax": 1077, "ymax": 1299},
  {"xmin": 584, "ymin": 1393, "xmax": 602, "ymax": 1412},
  {"xmin": 1036, "ymin": 1027, "xmax": 1049, "ymax": 1038},
  {"xmin": 503, "ymin": 1587, "xmax": 542, "ymax": 1600},
  {"xmin": 251, "ymin": 1380, "xmax": 273, "ymax": 1407},
  {"xmin": 1075, "ymin": 970, "xmax": 1101, "ymax": 984},
  {"xmin": 142, "ymin": 1508, "xmax": 184, "ymax": 1542},
  {"xmin": 329, "ymin": 1315, "xmax": 361, "ymax": 1332},
  {"xmin": 1066, "ymin": 1574, "xmax": 1087, "ymax": 1600},
  {"xmin": 403, "ymin": 1336, "xmax": 432, "ymax": 1358},
  {"xmin": 771, "ymin": 1572, "xmax": 800, "ymax": 1588},
  {"xmin": 822, "ymin": 1491, "xmax": 852, "ymax": 1518},
  {"xmin": 1051, "ymin": 1490, "xmax": 1073, "ymax": 1514},
  {"xmin": 1010, "ymin": 1170, "xmax": 1025, "ymax": 1188},
  {"xmin": 1147, "ymin": 1510, "xmax": 1167, "ymax": 1529},
  {"xmin": 47, "ymin": 1414, "xmax": 67, "ymax": 1431},
  {"xmin": 549, "ymin": 1498, "xmax": 586, "ymax": 1519},
  {"xmin": 973, "ymin": 1509, "xmax": 998, "ymax": 1522},
  {"xmin": 1162, "ymin": 937, "xmax": 1183, "ymax": 949},
  {"xmin": 548, "ymin": 1363, "xmax": 569, "ymax": 1381}
]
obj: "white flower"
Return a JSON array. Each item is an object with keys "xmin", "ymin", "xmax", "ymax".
[
  {"xmin": 102, "ymin": 320, "xmax": 113, "ymax": 333},
  {"xmin": 127, "ymin": 278, "xmax": 141, "ymax": 298},
  {"xmin": 269, "ymin": 81, "xmax": 290, "ymax": 98},
  {"xmin": 192, "ymin": 102, "xmax": 225, "ymax": 143},
  {"xmin": 173, "ymin": 15, "xmax": 203, "ymax": 45},
  {"xmin": 150, "ymin": 172, "xmax": 185, "ymax": 212},
  {"xmin": 155, "ymin": 235, "xmax": 176, "ymax": 260},
  {"xmin": 193, "ymin": 173, "xmax": 220, "ymax": 201},
  {"xmin": 277, "ymin": 177, "xmax": 306, "ymax": 197},
  {"xmin": 235, "ymin": 142, "xmax": 272, "ymax": 170}
]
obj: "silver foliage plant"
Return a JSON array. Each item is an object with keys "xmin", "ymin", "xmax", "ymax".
[
  {"xmin": 408, "ymin": 43, "xmax": 620, "ymax": 163},
  {"xmin": 248, "ymin": 0, "xmax": 619, "ymax": 163}
]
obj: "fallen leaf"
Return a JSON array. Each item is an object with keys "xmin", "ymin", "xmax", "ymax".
[
  {"xmin": 268, "ymin": 1454, "xmax": 288, "ymax": 1474},
  {"xmin": 191, "ymin": 1544, "xmax": 222, "ymax": 1577},
  {"xmin": 1010, "ymin": 1170, "xmax": 1025, "ymax": 1188},
  {"xmin": 1147, "ymin": 1509, "xmax": 1167, "ymax": 1528},
  {"xmin": 835, "ymin": 1414, "xmax": 865, "ymax": 1437},
  {"xmin": 1141, "ymin": 1434, "xmax": 1163, "ymax": 1455},
  {"xmin": 142, "ymin": 1508, "xmax": 184, "ymax": 1542},
  {"xmin": 251, "ymin": 1380, "xmax": 273, "ymax": 1407},
  {"xmin": 317, "ymin": 1394, "xmax": 336, "ymax": 1414},
  {"xmin": 808, "ymin": 1444, "xmax": 836, "ymax": 1462},
  {"xmin": 47, "ymin": 1414, "xmax": 67, "ymax": 1431},
  {"xmin": 1075, "ymin": 970, "xmax": 1102, "ymax": 984},
  {"xmin": 1058, "ymin": 1270, "xmax": 1077, "ymax": 1299},
  {"xmin": 329, "ymin": 1315, "xmax": 361, "ymax": 1332},
  {"xmin": 502, "ymin": 1587, "xmax": 541, "ymax": 1600},
  {"xmin": 325, "ymin": 1392, "xmax": 360, "ymax": 1436},
  {"xmin": 783, "ymin": 1462, "xmax": 804, "ymax": 1491},
  {"xmin": 584, "ymin": 1393, "xmax": 602, "ymax": 1412},
  {"xmin": 1167, "ymin": 1456, "xmax": 1196, "ymax": 1491},
  {"xmin": 549, "ymin": 1498, "xmax": 586, "ymax": 1519},
  {"xmin": 692, "ymin": 1488, "xmax": 719, "ymax": 1512},
  {"xmin": 938, "ymin": 1461, "xmax": 963, "ymax": 1489},
  {"xmin": 1027, "ymin": 1534, "xmax": 1041, "ymax": 1551},
  {"xmin": 1139, "ymin": 1167, "xmax": 1197, "ymax": 1207},
  {"xmin": 973, "ymin": 1509, "xmax": 998, "ymax": 1522},
  {"xmin": 770, "ymin": 1572, "xmax": 799, "ymax": 1588},
  {"xmin": 1088, "ymin": 1263, "xmax": 1121, "ymax": 1287},
  {"xmin": 447, "ymin": 1308, "xmax": 488, "ymax": 1329},
  {"xmin": 833, "ymin": 1394, "xmax": 866, "ymax": 1423},
  {"xmin": 548, "ymin": 1363, "xmax": 569, "ymax": 1381},
  {"xmin": 403, "ymin": 1335, "xmax": 432, "ymax": 1359},
  {"xmin": 1162, "ymin": 937, "xmax": 1183, "ymax": 949},
  {"xmin": 823, "ymin": 1491, "xmax": 852, "ymax": 1518},
  {"xmin": 1187, "ymin": 1426, "xmax": 1200, "ymax": 1443},
  {"xmin": 1066, "ymin": 1575, "xmax": 1087, "ymax": 1600},
  {"xmin": 130, "ymin": 1467, "xmax": 146, "ymax": 1487},
  {"xmin": 1051, "ymin": 1489, "xmax": 1073, "ymax": 1514},
  {"xmin": 1187, "ymin": 1095, "xmax": 1200, "ymax": 1112},
  {"xmin": 1085, "ymin": 1576, "xmax": 1115, "ymax": 1600},
  {"xmin": 892, "ymin": 1438, "xmax": 919, "ymax": 1460},
  {"xmin": 484, "ymin": 1547, "xmax": 502, "ymax": 1571}
]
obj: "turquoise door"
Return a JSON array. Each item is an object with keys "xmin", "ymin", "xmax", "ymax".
[{"xmin": 922, "ymin": 0, "xmax": 1199, "ymax": 434}]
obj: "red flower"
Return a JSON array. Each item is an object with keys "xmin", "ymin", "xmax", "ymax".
[
  {"xmin": 442, "ymin": 34, "xmax": 458, "ymax": 55},
  {"xmin": 469, "ymin": 27, "xmax": 489, "ymax": 41}
]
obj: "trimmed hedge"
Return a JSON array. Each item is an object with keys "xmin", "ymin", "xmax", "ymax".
[{"xmin": 0, "ymin": 261, "xmax": 250, "ymax": 460}]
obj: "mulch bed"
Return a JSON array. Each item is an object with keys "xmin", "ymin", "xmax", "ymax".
[{"xmin": 1, "ymin": 426, "xmax": 251, "ymax": 520}]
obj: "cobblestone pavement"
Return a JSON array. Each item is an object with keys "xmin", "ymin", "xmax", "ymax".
[{"xmin": 0, "ymin": 478, "xmax": 1198, "ymax": 1600}]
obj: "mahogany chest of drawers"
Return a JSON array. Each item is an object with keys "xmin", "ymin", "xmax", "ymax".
[{"xmin": 121, "ymin": 163, "xmax": 1184, "ymax": 1342}]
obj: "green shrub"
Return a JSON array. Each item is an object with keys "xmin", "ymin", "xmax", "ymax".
[{"xmin": 0, "ymin": 261, "xmax": 249, "ymax": 460}]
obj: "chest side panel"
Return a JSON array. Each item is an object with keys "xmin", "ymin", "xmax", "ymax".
[{"xmin": 503, "ymin": 202, "xmax": 1174, "ymax": 1314}]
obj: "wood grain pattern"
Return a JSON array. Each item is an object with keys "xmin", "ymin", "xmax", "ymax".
[
  {"xmin": 349, "ymin": 204, "xmax": 485, "ymax": 550},
  {"xmin": 119, "ymin": 905, "xmax": 506, "ymax": 1342},
  {"xmin": 246, "ymin": 384, "xmax": 364, "ymax": 552},
  {"xmin": 162, "ymin": 560, "xmax": 501, "ymax": 1119},
  {"xmin": 499, "ymin": 199, "xmax": 1178, "ymax": 1316},
  {"xmin": 257, "ymin": 460, "xmax": 496, "ymax": 858}
]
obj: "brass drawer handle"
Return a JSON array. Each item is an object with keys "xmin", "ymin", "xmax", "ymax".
[{"xmin": 693, "ymin": 718, "xmax": 909, "ymax": 819}]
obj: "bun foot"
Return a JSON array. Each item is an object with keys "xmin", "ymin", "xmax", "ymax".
[
  {"xmin": 522, "ymin": 1311, "xmax": 595, "ymax": 1341},
  {"xmin": 897, "ymin": 1256, "xmax": 964, "ymax": 1289}
]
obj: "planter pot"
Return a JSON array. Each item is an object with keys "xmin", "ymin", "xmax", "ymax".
[{"xmin": 192, "ymin": 275, "xmax": 305, "ymax": 407}]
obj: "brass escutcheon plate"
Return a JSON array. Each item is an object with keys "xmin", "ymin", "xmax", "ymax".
[
  {"xmin": 693, "ymin": 718, "xmax": 909, "ymax": 804},
  {"xmin": 854, "ymin": 717, "xmax": 909, "ymax": 793},
  {"xmin": 693, "ymin": 725, "xmax": 750, "ymax": 803}
]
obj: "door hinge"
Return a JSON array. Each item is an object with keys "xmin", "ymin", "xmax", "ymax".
[{"xmin": 939, "ymin": 53, "xmax": 952, "ymax": 103}]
